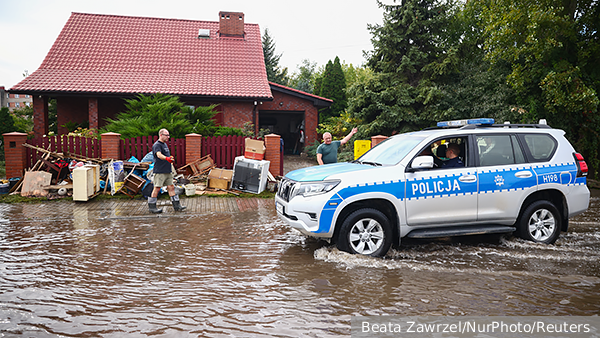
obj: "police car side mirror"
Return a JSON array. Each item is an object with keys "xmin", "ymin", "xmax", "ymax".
[{"xmin": 408, "ymin": 156, "xmax": 434, "ymax": 172}]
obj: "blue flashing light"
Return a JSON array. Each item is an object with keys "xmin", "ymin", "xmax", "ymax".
[
  {"xmin": 437, "ymin": 118, "xmax": 495, "ymax": 128},
  {"xmin": 468, "ymin": 118, "xmax": 495, "ymax": 125}
]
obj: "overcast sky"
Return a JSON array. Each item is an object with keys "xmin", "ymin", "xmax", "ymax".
[{"xmin": 0, "ymin": 0, "xmax": 388, "ymax": 89}]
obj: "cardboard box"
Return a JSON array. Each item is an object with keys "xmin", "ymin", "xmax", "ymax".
[
  {"xmin": 208, "ymin": 168, "xmax": 233, "ymax": 190},
  {"xmin": 244, "ymin": 138, "xmax": 266, "ymax": 160}
]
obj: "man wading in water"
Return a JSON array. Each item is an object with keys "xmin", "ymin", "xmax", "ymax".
[{"xmin": 148, "ymin": 128, "xmax": 187, "ymax": 213}]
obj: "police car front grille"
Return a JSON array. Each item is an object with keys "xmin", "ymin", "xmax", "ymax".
[{"xmin": 277, "ymin": 178, "xmax": 295, "ymax": 202}]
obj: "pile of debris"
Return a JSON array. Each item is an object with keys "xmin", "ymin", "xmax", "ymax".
[{"xmin": 8, "ymin": 142, "xmax": 277, "ymax": 200}]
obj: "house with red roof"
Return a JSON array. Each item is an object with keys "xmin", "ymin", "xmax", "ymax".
[{"xmin": 9, "ymin": 11, "xmax": 331, "ymax": 151}]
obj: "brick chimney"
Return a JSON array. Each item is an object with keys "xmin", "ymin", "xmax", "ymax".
[{"xmin": 219, "ymin": 11, "xmax": 244, "ymax": 37}]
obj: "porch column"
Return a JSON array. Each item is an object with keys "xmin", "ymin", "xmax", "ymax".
[
  {"xmin": 88, "ymin": 98, "xmax": 99, "ymax": 130},
  {"xmin": 33, "ymin": 95, "xmax": 48, "ymax": 136},
  {"xmin": 264, "ymin": 134, "xmax": 282, "ymax": 177},
  {"xmin": 3, "ymin": 132, "xmax": 28, "ymax": 179}
]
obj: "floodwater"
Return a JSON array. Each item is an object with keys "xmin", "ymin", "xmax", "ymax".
[{"xmin": 0, "ymin": 156, "xmax": 599, "ymax": 337}]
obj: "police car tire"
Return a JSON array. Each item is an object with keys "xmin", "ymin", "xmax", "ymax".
[
  {"xmin": 337, "ymin": 208, "xmax": 392, "ymax": 257},
  {"xmin": 517, "ymin": 200, "xmax": 561, "ymax": 244}
]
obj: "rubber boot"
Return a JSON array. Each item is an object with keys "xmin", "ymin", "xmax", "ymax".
[
  {"xmin": 148, "ymin": 197, "xmax": 163, "ymax": 214},
  {"xmin": 171, "ymin": 195, "xmax": 187, "ymax": 211}
]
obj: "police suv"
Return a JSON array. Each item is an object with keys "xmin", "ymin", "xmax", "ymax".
[{"xmin": 275, "ymin": 119, "xmax": 590, "ymax": 257}]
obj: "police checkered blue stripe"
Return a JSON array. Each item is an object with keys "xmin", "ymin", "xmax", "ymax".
[{"xmin": 316, "ymin": 162, "xmax": 585, "ymax": 233}]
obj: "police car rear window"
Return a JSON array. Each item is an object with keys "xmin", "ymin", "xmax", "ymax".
[{"xmin": 522, "ymin": 134, "xmax": 557, "ymax": 162}]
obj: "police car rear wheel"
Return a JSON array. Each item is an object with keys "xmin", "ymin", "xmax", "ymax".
[
  {"xmin": 518, "ymin": 201, "xmax": 561, "ymax": 244},
  {"xmin": 337, "ymin": 208, "xmax": 392, "ymax": 257}
]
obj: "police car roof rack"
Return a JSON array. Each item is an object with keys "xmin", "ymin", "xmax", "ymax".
[
  {"xmin": 435, "ymin": 118, "xmax": 552, "ymax": 130},
  {"xmin": 461, "ymin": 123, "xmax": 551, "ymax": 130}
]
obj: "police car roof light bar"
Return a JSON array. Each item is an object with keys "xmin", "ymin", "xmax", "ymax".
[{"xmin": 437, "ymin": 118, "xmax": 495, "ymax": 128}]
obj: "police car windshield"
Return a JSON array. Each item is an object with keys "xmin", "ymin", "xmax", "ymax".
[{"xmin": 358, "ymin": 134, "xmax": 426, "ymax": 165}]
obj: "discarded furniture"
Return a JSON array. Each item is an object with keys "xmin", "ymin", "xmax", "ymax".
[
  {"xmin": 73, "ymin": 165, "xmax": 100, "ymax": 201},
  {"xmin": 120, "ymin": 173, "xmax": 146, "ymax": 198},
  {"xmin": 177, "ymin": 155, "xmax": 214, "ymax": 178},
  {"xmin": 41, "ymin": 158, "xmax": 70, "ymax": 184},
  {"xmin": 208, "ymin": 168, "xmax": 233, "ymax": 190},
  {"xmin": 231, "ymin": 156, "xmax": 270, "ymax": 194}
]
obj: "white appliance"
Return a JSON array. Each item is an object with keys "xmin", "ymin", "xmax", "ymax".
[
  {"xmin": 231, "ymin": 156, "xmax": 270, "ymax": 194},
  {"xmin": 73, "ymin": 164, "xmax": 100, "ymax": 201}
]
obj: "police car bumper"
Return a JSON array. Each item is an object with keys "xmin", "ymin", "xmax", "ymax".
[
  {"xmin": 275, "ymin": 196, "xmax": 331, "ymax": 238},
  {"xmin": 567, "ymin": 184, "xmax": 590, "ymax": 218}
]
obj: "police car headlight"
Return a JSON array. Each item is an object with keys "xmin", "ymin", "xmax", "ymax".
[{"xmin": 290, "ymin": 180, "xmax": 340, "ymax": 199}]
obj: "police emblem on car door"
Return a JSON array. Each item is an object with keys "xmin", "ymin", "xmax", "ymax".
[{"xmin": 476, "ymin": 134, "xmax": 536, "ymax": 222}]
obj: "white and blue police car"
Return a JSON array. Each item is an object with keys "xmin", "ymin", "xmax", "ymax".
[{"xmin": 275, "ymin": 118, "xmax": 590, "ymax": 257}]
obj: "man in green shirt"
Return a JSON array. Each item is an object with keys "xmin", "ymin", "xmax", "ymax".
[{"xmin": 316, "ymin": 127, "xmax": 358, "ymax": 165}]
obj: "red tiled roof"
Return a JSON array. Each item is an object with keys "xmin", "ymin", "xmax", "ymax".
[{"xmin": 11, "ymin": 12, "xmax": 272, "ymax": 100}]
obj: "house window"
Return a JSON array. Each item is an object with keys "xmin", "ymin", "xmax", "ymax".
[
  {"xmin": 15, "ymin": 94, "xmax": 19, "ymax": 98},
  {"xmin": 15, "ymin": 102, "xmax": 20, "ymax": 108}
]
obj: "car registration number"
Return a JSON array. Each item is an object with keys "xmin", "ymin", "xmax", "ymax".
[{"xmin": 276, "ymin": 202, "xmax": 284, "ymax": 214}]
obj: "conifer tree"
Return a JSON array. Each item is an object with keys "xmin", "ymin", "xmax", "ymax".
[
  {"xmin": 348, "ymin": 0, "xmax": 453, "ymax": 135},
  {"xmin": 0, "ymin": 107, "xmax": 15, "ymax": 136},
  {"xmin": 262, "ymin": 28, "xmax": 289, "ymax": 86},
  {"xmin": 317, "ymin": 56, "xmax": 347, "ymax": 122}
]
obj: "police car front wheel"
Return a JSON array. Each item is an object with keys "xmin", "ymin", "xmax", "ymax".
[
  {"xmin": 337, "ymin": 208, "xmax": 393, "ymax": 257},
  {"xmin": 518, "ymin": 200, "xmax": 561, "ymax": 244}
]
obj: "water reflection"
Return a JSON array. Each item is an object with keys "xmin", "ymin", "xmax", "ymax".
[{"xmin": 0, "ymin": 197, "xmax": 599, "ymax": 337}]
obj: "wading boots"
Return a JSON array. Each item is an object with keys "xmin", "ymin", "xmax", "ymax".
[
  {"xmin": 171, "ymin": 195, "xmax": 187, "ymax": 211},
  {"xmin": 148, "ymin": 197, "xmax": 163, "ymax": 214}
]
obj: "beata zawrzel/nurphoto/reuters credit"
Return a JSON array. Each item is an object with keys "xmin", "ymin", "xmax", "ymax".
[{"xmin": 352, "ymin": 316, "xmax": 600, "ymax": 338}]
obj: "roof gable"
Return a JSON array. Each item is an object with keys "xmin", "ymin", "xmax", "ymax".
[
  {"xmin": 11, "ymin": 12, "xmax": 272, "ymax": 100},
  {"xmin": 269, "ymin": 82, "xmax": 332, "ymax": 108}
]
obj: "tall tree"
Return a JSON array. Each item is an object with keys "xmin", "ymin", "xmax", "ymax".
[
  {"xmin": 317, "ymin": 56, "xmax": 347, "ymax": 121},
  {"xmin": 429, "ymin": 0, "xmax": 516, "ymax": 123},
  {"xmin": 479, "ymin": 0, "xmax": 600, "ymax": 174},
  {"xmin": 288, "ymin": 59, "xmax": 317, "ymax": 93},
  {"xmin": 262, "ymin": 28, "xmax": 289, "ymax": 86},
  {"xmin": 348, "ymin": 0, "xmax": 455, "ymax": 135}
]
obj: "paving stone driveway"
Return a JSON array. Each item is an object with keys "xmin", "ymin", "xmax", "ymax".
[{"xmin": 0, "ymin": 197, "xmax": 273, "ymax": 224}]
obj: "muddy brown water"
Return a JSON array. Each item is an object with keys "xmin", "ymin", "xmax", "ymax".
[{"xmin": 1, "ymin": 156, "xmax": 599, "ymax": 337}]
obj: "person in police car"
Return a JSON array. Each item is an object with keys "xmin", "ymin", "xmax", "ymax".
[
  {"xmin": 442, "ymin": 143, "xmax": 464, "ymax": 168},
  {"xmin": 317, "ymin": 127, "xmax": 358, "ymax": 165}
]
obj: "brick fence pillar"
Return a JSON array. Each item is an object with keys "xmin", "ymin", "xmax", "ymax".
[
  {"xmin": 3, "ymin": 132, "xmax": 28, "ymax": 179},
  {"xmin": 185, "ymin": 133, "xmax": 202, "ymax": 164},
  {"xmin": 101, "ymin": 132, "xmax": 121, "ymax": 159},
  {"xmin": 371, "ymin": 135, "xmax": 388, "ymax": 148},
  {"xmin": 264, "ymin": 134, "xmax": 281, "ymax": 177}
]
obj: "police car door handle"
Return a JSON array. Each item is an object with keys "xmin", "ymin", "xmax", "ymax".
[
  {"xmin": 459, "ymin": 175, "xmax": 477, "ymax": 183},
  {"xmin": 515, "ymin": 171, "xmax": 533, "ymax": 178}
]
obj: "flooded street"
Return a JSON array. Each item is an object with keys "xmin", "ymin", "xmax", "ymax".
[{"xmin": 1, "ymin": 157, "xmax": 600, "ymax": 336}]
